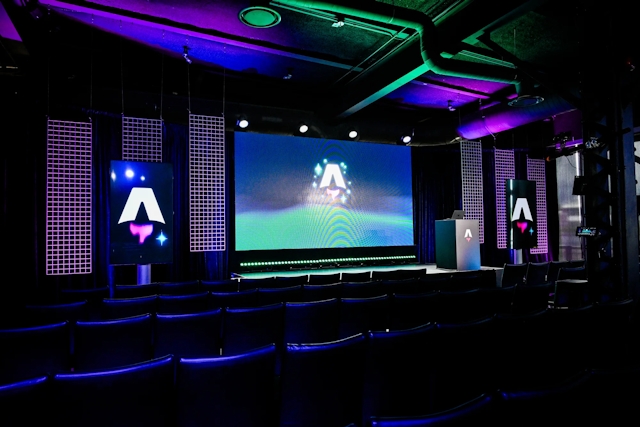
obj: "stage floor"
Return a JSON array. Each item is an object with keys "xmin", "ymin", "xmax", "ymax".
[{"xmin": 234, "ymin": 264, "xmax": 503, "ymax": 286}]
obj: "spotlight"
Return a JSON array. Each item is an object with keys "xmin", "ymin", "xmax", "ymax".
[
  {"xmin": 332, "ymin": 15, "xmax": 345, "ymax": 28},
  {"xmin": 237, "ymin": 117, "xmax": 249, "ymax": 129},
  {"xmin": 182, "ymin": 46, "xmax": 192, "ymax": 64},
  {"xmin": 299, "ymin": 123, "xmax": 309, "ymax": 134},
  {"xmin": 348, "ymin": 130, "xmax": 358, "ymax": 139},
  {"xmin": 401, "ymin": 135, "xmax": 412, "ymax": 144}
]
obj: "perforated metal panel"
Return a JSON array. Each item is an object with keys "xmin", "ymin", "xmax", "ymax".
[
  {"xmin": 527, "ymin": 157, "xmax": 548, "ymax": 254},
  {"xmin": 122, "ymin": 116, "xmax": 163, "ymax": 162},
  {"xmin": 189, "ymin": 114, "xmax": 226, "ymax": 252},
  {"xmin": 495, "ymin": 149, "xmax": 515, "ymax": 249},
  {"xmin": 46, "ymin": 119, "xmax": 92, "ymax": 275},
  {"xmin": 460, "ymin": 140, "xmax": 485, "ymax": 243}
]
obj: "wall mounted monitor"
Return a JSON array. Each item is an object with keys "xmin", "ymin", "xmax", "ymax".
[
  {"xmin": 234, "ymin": 133, "xmax": 415, "ymax": 268},
  {"xmin": 109, "ymin": 160, "xmax": 173, "ymax": 265}
]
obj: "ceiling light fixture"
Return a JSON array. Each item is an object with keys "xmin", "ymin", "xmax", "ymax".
[
  {"xmin": 332, "ymin": 16, "xmax": 345, "ymax": 28},
  {"xmin": 299, "ymin": 123, "xmax": 309, "ymax": 134},
  {"xmin": 348, "ymin": 129, "xmax": 358, "ymax": 139},
  {"xmin": 239, "ymin": 6, "xmax": 281, "ymax": 28},
  {"xmin": 237, "ymin": 117, "xmax": 249, "ymax": 129}
]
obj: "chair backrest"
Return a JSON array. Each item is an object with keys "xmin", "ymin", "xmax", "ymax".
[
  {"xmin": 388, "ymin": 291, "xmax": 439, "ymax": 330},
  {"xmin": 59, "ymin": 286, "xmax": 110, "ymax": 304},
  {"xmin": 362, "ymin": 324, "xmax": 438, "ymax": 424},
  {"xmin": 23, "ymin": 300, "xmax": 89, "ymax": 326},
  {"xmin": 340, "ymin": 280, "xmax": 387, "ymax": 299},
  {"xmin": 157, "ymin": 280, "xmax": 201, "ymax": 295},
  {"xmin": 0, "ymin": 375, "xmax": 49, "ymax": 425},
  {"xmin": 200, "ymin": 279, "xmax": 239, "ymax": 293},
  {"xmin": 209, "ymin": 288, "xmax": 259, "ymax": 309},
  {"xmin": 257, "ymin": 284, "xmax": 304, "ymax": 306},
  {"xmin": 73, "ymin": 314, "xmax": 154, "ymax": 372},
  {"xmin": 510, "ymin": 282, "xmax": 553, "ymax": 315},
  {"xmin": 101, "ymin": 295, "xmax": 158, "ymax": 320},
  {"xmin": 556, "ymin": 266, "xmax": 587, "ymax": 281},
  {"xmin": 279, "ymin": 334, "xmax": 366, "ymax": 427},
  {"xmin": 525, "ymin": 261, "xmax": 550, "ymax": 286},
  {"xmin": 436, "ymin": 289, "xmax": 484, "ymax": 323},
  {"xmin": 553, "ymin": 279, "xmax": 590, "ymax": 308},
  {"xmin": 154, "ymin": 309, "xmax": 223, "ymax": 359},
  {"xmin": 237, "ymin": 277, "xmax": 276, "ymax": 291},
  {"xmin": 273, "ymin": 275, "xmax": 309, "ymax": 286},
  {"xmin": 339, "ymin": 294, "xmax": 390, "ymax": 339},
  {"xmin": 113, "ymin": 283, "xmax": 159, "ymax": 299},
  {"xmin": 307, "ymin": 272, "xmax": 341, "ymax": 285},
  {"xmin": 156, "ymin": 291, "xmax": 210, "ymax": 314},
  {"xmin": 301, "ymin": 282, "xmax": 342, "ymax": 301},
  {"xmin": 177, "ymin": 345, "xmax": 278, "ymax": 427},
  {"xmin": 370, "ymin": 269, "xmax": 425, "ymax": 282},
  {"xmin": 369, "ymin": 393, "xmax": 496, "ymax": 427},
  {"xmin": 418, "ymin": 274, "xmax": 452, "ymax": 292},
  {"xmin": 52, "ymin": 355, "xmax": 175, "ymax": 427},
  {"xmin": 284, "ymin": 298, "xmax": 340, "ymax": 345},
  {"xmin": 477, "ymin": 285, "xmax": 515, "ymax": 317},
  {"xmin": 0, "ymin": 321, "xmax": 71, "ymax": 384},
  {"xmin": 447, "ymin": 272, "xmax": 483, "ymax": 291},
  {"xmin": 546, "ymin": 260, "xmax": 570, "ymax": 285},
  {"xmin": 341, "ymin": 271, "xmax": 373, "ymax": 282},
  {"xmin": 222, "ymin": 303, "xmax": 284, "ymax": 357},
  {"xmin": 501, "ymin": 263, "xmax": 528, "ymax": 287}
]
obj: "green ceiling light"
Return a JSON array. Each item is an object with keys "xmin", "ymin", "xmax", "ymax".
[{"xmin": 239, "ymin": 6, "xmax": 282, "ymax": 28}]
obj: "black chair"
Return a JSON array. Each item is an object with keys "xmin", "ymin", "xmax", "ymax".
[
  {"xmin": 388, "ymin": 291, "xmax": 439, "ymax": 330},
  {"xmin": 73, "ymin": 314, "xmax": 154, "ymax": 372},
  {"xmin": 510, "ymin": 282, "xmax": 553, "ymax": 315},
  {"xmin": 157, "ymin": 279, "xmax": 201, "ymax": 295},
  {"xmin": 59, "ymin": 286, "xmax": 109, "ymax": 320},
  {"xmin": 477, "ymin": 285, "xmax": 515, "ymax": 317},
  {"xmin": 338, "ymin": 294, "xmax": 390, "ymax": 338},
  {"xmin": 301, "ymin": 282, "xmax": 342, "ymax": 301},
  {"xmin": 101, "ymin": 295, "xmax": 157, "ymax": 320},
  {"xmin": 432, "ymin": 317, "xmax": 497, "ymax": 411},
  {"xmin": 222, "ymin": 303, "xmax": 285, "ymax": 356},
  {"xmin": 176, "ymin": 344, "xmax": 278, "ymax": 427},
  {"xmin": 23, "ymin": 300, "xmax": 89, "ymax": 326},
  {"xmin": 369, "ymin": 393, "xmax": 496, "ymax": 427},
  {"xmin": 341, "ymin": 271, "xmax": 372, "ymax": 282},
  {"xmin": 340, "ymin": 280, "xmax": 387, "ymax": 298},
  {"xmin": 500, "ymin": 263, "xmax": 528, "ymax": 287},
  {"xmin": 153, "ymin": 309, "xmax": 223, "ymax": 359},
  {"xmin": 209, "ymin": 288, "xmax": 259, "ymax": 309},
  {"xmin": 418, "ymin": 274, "xmax": 452, "ymax": 292},
  {"xmin": 279, "ymin": 334, "xmax": 366, "ymax": 427},
  {"xmin": 371, "ymin": 269, "xmax": 425, "ymax": 281},
  {"xmin": 0, "ymin": 375, "xmax": 49, "ymax": 425},
  {"xmin": 381, "ymin": 278, "xmax": 424, "ymax": 295},
  {"xmin": 436, "ymin": 289, "xmax": 484, "ymax": 323},
  {"xmin": 556, "ymin": 266, "xmax": 587, "ymax": 281},
  {"xmin": 52, "ymin": 355, "xmax": 175, "ymax": 427},
  {"xmin": 156, "ymin": 291, "xmax": 210, "ymax": 314},
  {"xmin": 362, "ymin": 324, "xmax": 438, "ymax": 424},
  {"xmin": 546, "ymin": 305, "xmax": 595, "ymax": 377},
  {"xmin": 552, "ymin": 279, "xmax": 590, "ymax": 308},
  {"xmin": 273, "ymin": 275, "xmax": 309, "ymax": 286},
  {"xmin": 307, "ymin": 272, "xmax": 342, "ymax": 285},
  {"xmin": 113, "ymin": 283, "xmax": 159, "ymax": 298},
  {"xmin": 283, "ymin": 298, "xmax": 341, "ymax": 345},
  {"xmin": 524, "ymin": 261, "xmax": 550, "ymax": 286},
  {"xmin": 546, "ymin": 260, "xmax": 570, "ymax": 285},
  {"xmin": 590, "ymin": 297, "xmax": 635, "ymax": 368},
  {"xmin": 200, "ymin": 279, "xmax": 239, "ymax": 293},
  {"xmin": 448, "ymin": 271, "xmax": 483, "ymax": 291},
  {"xmin": 238, "ymin": 277, "xmax": 277, "ymax": 291},
  {"xmin": 257, "ymin": 284, "xmax": 304, "ymax": 306},
  {"xmin": 0, "ymin": 321, "xmax": 71, "ymax": 385}
]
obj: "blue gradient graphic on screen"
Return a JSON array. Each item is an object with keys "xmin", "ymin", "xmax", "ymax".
[{"xmin": 235, "ymin": 133, "xmax": 414, "ymax": 251}]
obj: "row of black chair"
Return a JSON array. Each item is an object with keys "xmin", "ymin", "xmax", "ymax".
[
  {"xmin": 501, "ymin": 260, "xmax": 586, "ymax": 288},
  {"xmin": 3, "ymin": 308, "xmax": 638, "ymax": 427}
]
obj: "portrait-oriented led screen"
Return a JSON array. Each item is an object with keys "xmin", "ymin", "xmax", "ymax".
[
  {"xmin": 110, "ymin": 160, "xmax": 173, "ymax": 264},
  {"xmin": 234, "ymin": 133, "xmax": 414, "ymax": 251}
]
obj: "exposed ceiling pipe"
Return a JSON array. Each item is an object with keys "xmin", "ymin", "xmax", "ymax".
[{"xmin": 272, "ymin": 0, "xmax": 520, "ymax": 120}]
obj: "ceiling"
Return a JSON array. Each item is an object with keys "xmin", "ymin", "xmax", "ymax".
[{"xmin": 1, "ymin": 0, "xmax": 638, "ymax": 148}]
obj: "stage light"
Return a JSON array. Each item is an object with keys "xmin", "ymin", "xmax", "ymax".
[
  {"xmin": 237, "ymin": 117, "xmax": 249, "ymax": 129},
  {"xmin": 348, "ymin": 129, "xmax": 358, "ymax": 139},
  {"xmin": 401, "ymin": 135, "xmax": 412, "ymax": 144},
  {"xmin": 299, "ymin": 123, "xmax": 309, "ymax": 133}
]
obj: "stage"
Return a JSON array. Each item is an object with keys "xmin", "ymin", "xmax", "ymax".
[{"xmin": 233, "ymin": 264, "xmax": 504, "ymax": 287}]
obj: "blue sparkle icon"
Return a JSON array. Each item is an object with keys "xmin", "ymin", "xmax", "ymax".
[
  {"xmin": 529, "ymin": 227, "xmax": 535, "ymax": 235},
  {"xmin": 157, "ymin": 231, "xmax": 168, "ymax": 246},
  {"xmin": 314, "ymin": 163, "xmax": 323, "ymax": 175},
  {"xmin": 341, "ymin": 195, "xmax": 347, "ymax": 203}
]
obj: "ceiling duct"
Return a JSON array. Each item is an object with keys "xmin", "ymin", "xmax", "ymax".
[{"xmin": 273, "ymin": 0, "xmax": 520, "ymax": 120}]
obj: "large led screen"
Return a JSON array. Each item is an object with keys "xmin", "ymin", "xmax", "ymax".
[
  {"xmin": 110, "ymin": 160, "xmax": 173, "ymax": 265},
  {"xmin": 234, "ymin": 133, "xmax": 414, "ymax": 251}
]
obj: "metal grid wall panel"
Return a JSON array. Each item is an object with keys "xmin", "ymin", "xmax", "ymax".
[
  {"xmin": 495, "ymin": 149, "xmax": 515, "ymax": 249},
  {"xmin": 46, "ymin": 119, "xmax": 92, "ymax": 275},
  {"xmin": 189, "ymin": 114, "xmax": 226, "ymax": 252},
  {"xmin": 122, "ymin": 116, "xmax": 163, "ymax": 162},
  {"xmin": 460, "ymin": 140, "xmax": 485, "ymax": 244},
  {"xmin": 527, "ymin": 157, "xmax": 548, "ymax": 254}
]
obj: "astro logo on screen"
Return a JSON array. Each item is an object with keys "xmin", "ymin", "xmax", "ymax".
[
  {"xmin": 110, "ymin": 160, "xmax": 173, "ymax": 265},
  {"xmin": 312, "ymin": 160, "xmax": 351, "ymax": 203}
]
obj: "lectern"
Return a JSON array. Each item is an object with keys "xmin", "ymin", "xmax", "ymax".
[{"xmin": 435, "ymin": 219, "xmax": 481, "ymax": 271}]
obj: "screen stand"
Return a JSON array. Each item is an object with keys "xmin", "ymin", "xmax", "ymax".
[
  {"xmin": 137, "ymin": 264, "xmax": 151, "ymax": 285},
  {"xmin": 510, "ymin": 249, "xmax": 523, "ymax": 264}
]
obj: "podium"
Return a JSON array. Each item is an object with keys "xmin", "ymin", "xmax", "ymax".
[{"xmin": 435, "ymin": 219, "xmax": 481, "ymax": 271}]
